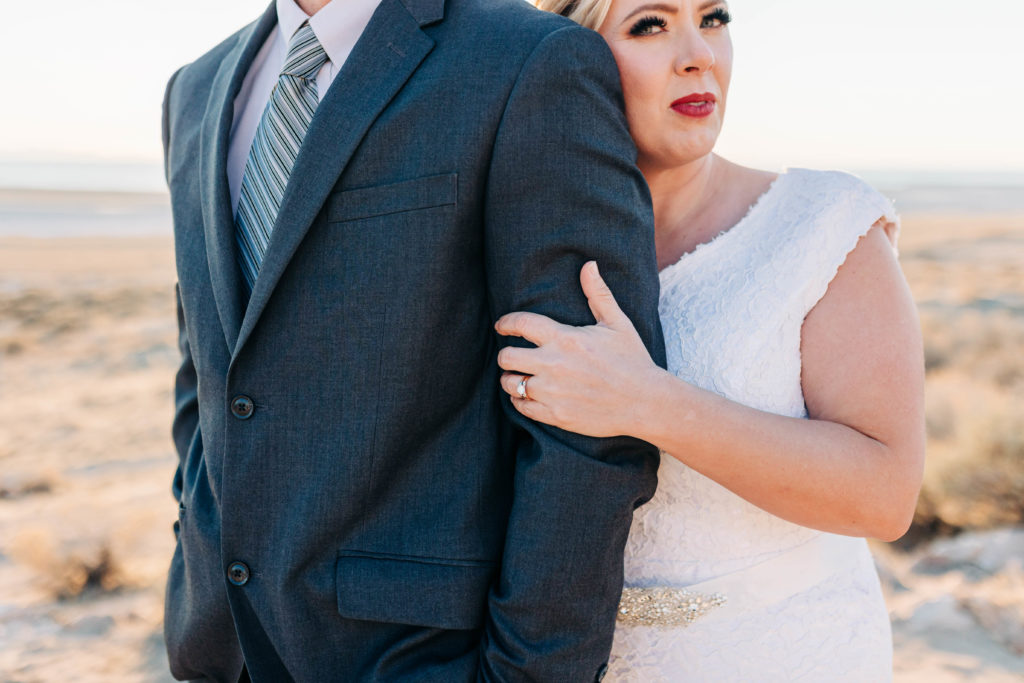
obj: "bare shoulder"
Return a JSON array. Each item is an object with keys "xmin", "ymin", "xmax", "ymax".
[
  {"xmin": 800, "ymin": 186, "xmax": 911, "ymax": 366},
  {"xmin": 815, "ymin": 220, "xmax": 903, "ymax": 307},
  {"xmin": 800, "ymin": 216, "xmax": 922, "ymax": 426}
]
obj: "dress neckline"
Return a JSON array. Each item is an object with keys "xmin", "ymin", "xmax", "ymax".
[{"xmin": 658, "ymin": 171, "xmax": 787, "ymax": 280}]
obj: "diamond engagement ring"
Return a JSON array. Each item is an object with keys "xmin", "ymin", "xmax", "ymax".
[{"xmin": 516, "ymin": 376, "xmax": 530, "ymax": 400}]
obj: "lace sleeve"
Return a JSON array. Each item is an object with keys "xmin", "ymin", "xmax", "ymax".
[{"xmin": 790, "ymin": 170, "xmax": 900, "ymax": 318}]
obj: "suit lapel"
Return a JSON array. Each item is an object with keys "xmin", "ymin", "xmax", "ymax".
[
  {"xmin": 232, "ymin": 0, "xmax": 436, "ymax": 361},
  {"xmin": 198, "ymin": 3, "xmax": 277, "ymax": 354}
]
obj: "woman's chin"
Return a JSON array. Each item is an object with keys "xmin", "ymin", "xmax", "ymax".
[{"xmin": 639, "ymin": 141, "xmax": 719, "ymax": 174}]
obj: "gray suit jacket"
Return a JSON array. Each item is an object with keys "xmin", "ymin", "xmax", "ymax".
[{"xmin": 162, "ymin": 0, "xmax": 665, "ymax": 680}]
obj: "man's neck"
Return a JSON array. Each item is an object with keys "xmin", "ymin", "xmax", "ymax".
[{"xmin": 295, "ymin": 0, "xmax": 333, "ymax": 15}]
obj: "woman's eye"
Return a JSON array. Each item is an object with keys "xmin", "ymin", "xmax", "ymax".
[
  {"xmin": 700, "ymin": 8, "xmax": 732, "ymax": 29},
  {"xmin": 629, "ymin": 15, "xmax": 668, "ymax": 36}
]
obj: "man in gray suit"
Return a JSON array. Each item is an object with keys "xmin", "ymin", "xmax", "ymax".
[{"xmin": 162, "ymin": 0, "xmax": 665, "ymax": 679}]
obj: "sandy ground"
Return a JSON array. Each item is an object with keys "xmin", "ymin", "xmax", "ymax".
[
  {"xmin": 0, "ymin": 236, "xmax": 179, "ymax": 682},
  {"xmin": 1, "ymin": 211, "xmax": 1023, "ymax": 681}
]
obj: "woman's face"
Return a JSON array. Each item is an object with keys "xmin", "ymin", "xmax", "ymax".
[{"xmin": 598, "ymin": 0, "xmax": 733, "ymax": 173}]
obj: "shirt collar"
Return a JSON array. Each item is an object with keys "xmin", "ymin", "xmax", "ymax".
[
  {"xmin": 275, "ymin": 0, "xmax": 310, "ymax": 49},
  {"xmin": 275, "ymin": 0, "xmax": 382, "ymax": 68}
]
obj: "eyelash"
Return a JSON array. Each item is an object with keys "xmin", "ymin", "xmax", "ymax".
[
  {"xmin": 629, "ymin": 15, "xmax": 667, "ymax": 36},
  {"xmin": 628, "ymin": 8, "xmax": 732, "ymax": 37},
  {"xmin": 701, "ymin": 8, "xmax": 732, "ymax": 29}
]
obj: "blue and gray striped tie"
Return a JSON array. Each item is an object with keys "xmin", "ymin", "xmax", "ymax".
[{"xmin": 235, "ymin": 22, "xmax": 328, "ymax": 292}]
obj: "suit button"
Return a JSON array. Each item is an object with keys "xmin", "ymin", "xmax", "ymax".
[
  {"xmin": 227, "ymin": 562, "xmax": 250, "ymax": 586},
  {"xmin": 230, "ymin": 396, "xmax": 254, "ymax": 420},
  {"xmin": 595, "ymin": 663, "xmax": 608, "ymax": 682}
]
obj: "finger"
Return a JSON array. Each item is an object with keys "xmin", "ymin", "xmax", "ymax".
[
  {"xmin": 494, "ymin": 311, "xmax": 565, "ymax": 346},
  {"xmin": 510, "ymin": 395, "xmax": 554, "ymax": 426},
  {"xmin": 580, "ymin": 261, "xmax": 629, "ymax": 327},
  {"xmin": 496, "ymin": 347, "xmax": 544, "ymax": 375},
  {"xmin": 502, "ymin": 371, "xmax": 546, "ymax": 401},
  {"xmin": 499, "ymin": 372, "xmax": 530, "ymax": 399}
]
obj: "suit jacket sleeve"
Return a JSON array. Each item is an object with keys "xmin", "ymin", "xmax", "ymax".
[
  {"xmin": 479, "ymin": 25, "xmax": 667, "ymax": 681},
  {"xmin": 170, "ymin": 284, "xmax": 199, "ymax": 508},
  {"xmin": 163, "ymin": 67, "xmax": 199, "ymax": 509}
]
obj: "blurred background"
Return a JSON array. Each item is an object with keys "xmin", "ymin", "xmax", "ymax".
[{"xmin": 1, "ymin": 0, "xmax": 1022, "ymax": 680}]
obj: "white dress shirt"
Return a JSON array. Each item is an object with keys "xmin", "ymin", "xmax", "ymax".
[{"xmin": 228, "ymin": 0, "xmax": 383, "ymax": 212}]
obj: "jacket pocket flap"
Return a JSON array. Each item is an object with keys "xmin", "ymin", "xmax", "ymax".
[
  {"xmin": 328, "ymin": 173, "xmax": 457, "ymax": 223},
  {"xmin": 335, "ymin": 551, "xmax": 494, "ymax": 631}
]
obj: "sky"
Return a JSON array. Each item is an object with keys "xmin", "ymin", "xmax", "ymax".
[{"xmin": 2, "ymin": 0, "xmax": 1022, "ymax": 172}]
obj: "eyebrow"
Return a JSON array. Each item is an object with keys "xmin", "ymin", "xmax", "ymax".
[{"xmin": 621, "ymin": 0, "xmax": 723, "ymax": 23}]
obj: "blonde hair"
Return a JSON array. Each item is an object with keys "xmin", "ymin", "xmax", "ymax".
[{"xmin": 532, "ymin": 0, "xmax": 614, "ymax": 32}]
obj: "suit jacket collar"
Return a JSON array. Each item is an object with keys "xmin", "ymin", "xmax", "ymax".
[
  {"xmin": 199, "ymin": 0, "xmax": 437, "ymax": 362},
  {"xmin": 197, "ymin": 2, "xmax": 278, "ymax": 355},
  {"xmin": 400, "ymin": 0, "xmax": 445, "ymax": 25}
]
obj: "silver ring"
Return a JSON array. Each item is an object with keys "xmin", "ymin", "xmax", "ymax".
[{"xmin": 516, "ymin": 376, "xmax": 530, "ymax": 400}]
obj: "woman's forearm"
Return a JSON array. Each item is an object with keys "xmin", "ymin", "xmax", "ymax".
[{"xmin": 630, "ymin": 367, "xmax": 919, "ymax": 541}]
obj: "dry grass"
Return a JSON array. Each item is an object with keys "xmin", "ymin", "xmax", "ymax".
[
  {"xmin": 9, "ymin": 528, "xmax": 125, "ymax": 600},
  {"xmin": 0, "ymin": 469, "xmax": 58, "ymax": 500},
  {"xmin": 914, "ymin": 383, "xmax": 1024, "ymax": 537},
  {"xmin": 922, "ymin": 310, "xmax": 1024, "ymax": 389},
  {"xmin": 897, "ymin": 213, "xmax": 1024, "ymax": 546}
]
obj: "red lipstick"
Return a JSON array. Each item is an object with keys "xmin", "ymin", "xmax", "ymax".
[{"xmin": 671, "ymin": 93, "xmax": 717, "ymax": 118}]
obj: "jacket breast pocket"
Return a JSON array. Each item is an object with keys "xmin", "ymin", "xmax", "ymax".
[
  {"xmin": 335, "ymin": 550, "xmax": 495, "ymax": 631},
  {"xmin": 327, "ymin": 173, "xmax": 457, "ymax": 224}
]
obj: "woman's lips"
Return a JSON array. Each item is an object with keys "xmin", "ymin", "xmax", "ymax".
[{"xmin": 671, "ymin": 93, "xmax": 717, "ymax": 118}]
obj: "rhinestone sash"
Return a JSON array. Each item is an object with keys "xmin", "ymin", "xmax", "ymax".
[
  {"xmin": 616, "ymin": 532, "xmax": 862, "ymax": 629},
  {"xmin": 617, "ymin": 587, "xmax": 727, "ymax": 627}
]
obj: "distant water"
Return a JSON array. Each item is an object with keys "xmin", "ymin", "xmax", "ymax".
[
  {"xmin": 0, "ymin": 188, "xmax": 171, "ymax": 238},
  {"xmin": 861, "ymin": 170, "xmax": 1024, "ymax": 215},
  {"xmin": 0, "ymin": 161, "xmax": 1022, "ymax": 237},
  {"xmin": 0, "ymin": 160, "xmax": 168, "ymax": 194},
  {"xmin": 0, "ymin": 161, "xmax": 171, "ymax": 237}
]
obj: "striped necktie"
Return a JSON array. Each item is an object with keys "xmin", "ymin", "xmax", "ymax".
[{"xmin": 235, "ymin": 22, "xmax": 329, "ymax": 292}]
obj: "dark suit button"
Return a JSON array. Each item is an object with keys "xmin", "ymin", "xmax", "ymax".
[
  {"xmin": 595, "ymin": 663, "xmax": 608, "ymax": 682},
  {"xmin": 227, "ymin": 562, "xmax": 250, "ymax": 586},
  {"xmin": 230, "ymin": 396, "xmax": 254, "ymax": 420}
]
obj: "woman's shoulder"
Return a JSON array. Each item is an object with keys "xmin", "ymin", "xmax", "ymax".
[
  {"xmin": 723, "ymin": 163, "xmax": 893, "ymax": 221},
  {"xmin": 763, "ymin": 168, "xmax": 898, "ymax": 248},
  {"xmin": 760, "ymin": 169, "xmax": 903, "ymax": 316},
  {"xmin": 779, "ymin": 168, "xmax": 896, "ymax": 221}
]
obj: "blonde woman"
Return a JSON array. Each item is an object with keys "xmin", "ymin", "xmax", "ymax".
[{"xmin": 497, "ymin": 0, "xmax": 925, "ymax": 679}]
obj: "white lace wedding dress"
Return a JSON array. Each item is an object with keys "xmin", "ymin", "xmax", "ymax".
[{"xmin": 608, "ymin": 169, "xmax": 899, "ymax": 681}]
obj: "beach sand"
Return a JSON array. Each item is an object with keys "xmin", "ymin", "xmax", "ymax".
[{"xmin": 1, "ymin": 212, "xmax": 1023, "ymax": 681}]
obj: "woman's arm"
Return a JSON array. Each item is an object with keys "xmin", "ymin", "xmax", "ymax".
[{"xmin": 496, "ymin": 223, "xmax": 925, "ymax": 541}]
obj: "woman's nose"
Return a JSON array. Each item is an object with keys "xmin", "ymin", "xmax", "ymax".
[{"xmin": 674, "ymin": 31, "xmax": 715, "ymax": 75}]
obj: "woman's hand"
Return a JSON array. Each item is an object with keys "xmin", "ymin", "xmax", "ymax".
[{"xmin": 495, "ymin": 261, "xmax": 664, "ymax": 437}]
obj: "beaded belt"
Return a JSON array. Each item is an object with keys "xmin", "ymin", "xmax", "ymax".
[
  {"xmin": 617, "ymin": 587, "xmax": 727, "ymax": 627},
  {"xmin": 615, "ymin": 533, "xmax": 868, "ymax": 628}
]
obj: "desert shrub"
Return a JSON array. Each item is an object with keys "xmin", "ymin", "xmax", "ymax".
[
  {"xmin": 0, "ymin": 470, "xmax": 58, "ymax": 499},
  {"xmin": 925, "ymin": 392, "xmax": 957, "ymax": 442},
  {"xmin": 905, "ymin": 402, "xmax": 1024, "ymax": 547},
  {"xmin": 921, "ymin": 309, "xmax": 1024, "ymax": 389},
  {"xmin": 9, "ymin": 528, "xmax": 124, "ymax": 600}
]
